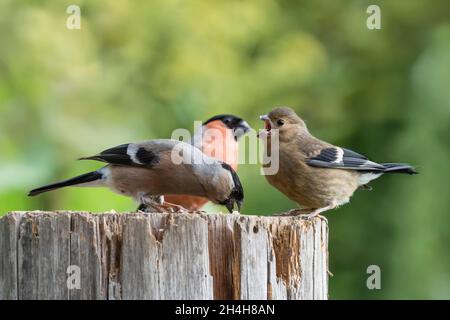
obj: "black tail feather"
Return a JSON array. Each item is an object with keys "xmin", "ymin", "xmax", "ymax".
[
  {"xmin": 28, "ymin": 171, "xmax": 103, "ymax": 196},
  {"xmin": 382, "ymin": 163, "xmax": 418, "ymax": 175}
]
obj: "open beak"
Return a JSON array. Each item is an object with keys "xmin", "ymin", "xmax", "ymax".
[
  {"xmin": 236, "ymin": 200, "xmax": 242, "ymax": 212},
  {"xmin": 259, "ymin": 114, "xmax": 272, "ymax": 132},
  {"xmin": 225, "ymin": 199, "xmax": 235, "ymax": 213}
]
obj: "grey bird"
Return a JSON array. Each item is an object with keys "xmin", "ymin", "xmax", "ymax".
[
  {"xmin": 28, "ymin": 139, "xmax": 244, "ymax": 213},
  {"xmin": 259, "ymin": 106, "xmax": 417, "ymax": 219}
]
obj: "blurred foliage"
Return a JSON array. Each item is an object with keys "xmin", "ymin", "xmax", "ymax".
[{"xmin": 1, "ymin": 0, "xmax": 450, "ymax": 299}]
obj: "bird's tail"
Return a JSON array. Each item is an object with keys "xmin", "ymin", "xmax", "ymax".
[
  {"xmin": 381, "ymin": 163, "xmax": 418, "ymax": 175},
  {"xmin": 28, "ymin": 171, "xmax": 103, "ymax": 196}
]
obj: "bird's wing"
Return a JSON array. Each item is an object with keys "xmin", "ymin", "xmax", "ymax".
[
  {"xmin": 306, "ymin": 146, "xmax": 385, "ymax": 172},
  {"xmin": 79, "ymin": 142, "xmax": 160, "ymax": 167}
]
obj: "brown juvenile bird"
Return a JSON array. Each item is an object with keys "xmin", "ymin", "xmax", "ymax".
[
  {"xmin": 165, "ymin": 114, "xmax": 250, "ymax": 211},
  {"xmin": 259, "ymin": 106, "xmax": 417, "ymax": 219},
  {"xmin": 28, "ymin": 139, "xmax": 244, "ymax": 213}
]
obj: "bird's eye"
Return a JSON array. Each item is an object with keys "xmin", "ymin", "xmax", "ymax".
[{"xmin": 277, "ymin": 119, "xmax": 285, "ymax": 126}]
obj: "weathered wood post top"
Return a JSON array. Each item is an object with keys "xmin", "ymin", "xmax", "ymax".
[{"xmin": 0, "ymin": 211, "xmax": 328, "ymax": 300}]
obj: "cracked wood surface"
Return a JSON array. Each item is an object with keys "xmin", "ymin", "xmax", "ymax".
[{"xmin": 0, "ymin": 211, "xmax": 328, "ymax": 300}]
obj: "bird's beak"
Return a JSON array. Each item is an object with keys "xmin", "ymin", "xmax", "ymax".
[
  {"xmin": 224, "ymin": 198, "xmax": 242, "ymax": 213},
  {"xmin": 234, "ymin": 120, "xmax": 251, "ymax": 139},
  {"xmin": 236, "ymin": 199, "xmax": 242, "ymax": 212},
  {"xmin": 259, "ymin": 114, "xmax": 272, "ymax": 132},
  {"xmin": 239, "ymin": 120, "xmax": 251, "ymax": 133},
  {"xmin": 225, "ymin": 200, "xmax": 235, "ymax": 213}
]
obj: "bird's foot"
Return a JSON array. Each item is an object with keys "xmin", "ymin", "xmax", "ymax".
[
  {"xmin": 137, "ymin": 203, "xmax": 150, "ymax": 213},
  {"xmin": 189, "ymin": 210, "xmax": 207, "ymax": 215},
  {"xmin": 155, "ymin": 201, "xmax": 189, "ymax": 213},
  {"xmin": 137, "ymin": 203, "xmax": 164, "ymax": 213},
  {"xmin": 294, "ymin": 204, "xmax": 335, "ymax": 222},
  {"xmin": 137, "ymin": 195, "xmax": 189, "ymax": 213},
  {"xmin": 276, "ymin": 208, "xmax": 313, "ymax": 217},
  {"xmin": 136, "ymin": 202, "xmax": 173, "ymax": 213},
  {"xmin": 295, "ymin": 212, "xmax": 321, "ymax": 221},
  {"xmin": 276, "ymin": 208, "xmax": 323, "ymax": 221}
]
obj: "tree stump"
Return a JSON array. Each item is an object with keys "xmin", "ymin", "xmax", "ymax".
[{"xmin": 0, "ymin": 211, "xmax": 328, "ymax": 300}]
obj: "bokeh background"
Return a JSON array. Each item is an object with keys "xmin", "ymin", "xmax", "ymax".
[{"xmin": 1, "ymin": 0, "xmax": 450, "ymax": 299}]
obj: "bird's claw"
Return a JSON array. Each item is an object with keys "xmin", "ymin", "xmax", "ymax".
[
  {"xmin": 276, "ymin": 208, "xmax": 313, "ymax": 217},
  {"xmin": 189, "ymin": 210, "xmax": 205, "ymax": 215},
  {"xmin": 294, "ymin": 212, "xmax": 327, "ymax": 223},
  {"xmin": 159, "ymin": 201, "xmax": 189, "ymax": 213},
  {"xmin": 137, "ymin": 201, "xmax": 188, "ymax": 213},
  {"xmin": 295, "ymin": 214, "xmax": 316, "ymax": 221},
  {"xmin": 277, "ymin": 208, "xmax": 322, "ymax": 221}
]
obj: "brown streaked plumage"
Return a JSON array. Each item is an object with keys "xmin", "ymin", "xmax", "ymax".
[
  {"xmin": 28, "ymin": 139, "xmax": 244, "ymax": 213},
  {"xmin": 259, "ymin": 106, "xmax": 417, "ymax": 219}
]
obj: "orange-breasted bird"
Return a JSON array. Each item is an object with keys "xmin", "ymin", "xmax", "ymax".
[
  {"xmin": 259, "ymin": 106, "xmax": 417, "ymax": 219},
  {"xmin": 165, "ymin": 115, "xmax": 250, "ymax": 211}
]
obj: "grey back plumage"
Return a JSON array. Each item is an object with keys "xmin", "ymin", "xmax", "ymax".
[
  {"xmin": 91, "ymin": 139, "xmax": 245, "ymax": 211},
  {"xmin": 29, "ymin": 139, "xmax": 244, "ymax": 212}
]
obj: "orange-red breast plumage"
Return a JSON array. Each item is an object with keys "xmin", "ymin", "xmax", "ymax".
[{"xmin": 165, "ymin": 115, "xmax": 249, "ymax": 211}]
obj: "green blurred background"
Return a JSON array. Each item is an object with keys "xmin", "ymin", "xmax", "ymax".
[{"xmin": 1, "ymin": 0, "xmax": 450, "ymax": 299}]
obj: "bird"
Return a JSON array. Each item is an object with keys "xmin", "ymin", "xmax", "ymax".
[
  {"xmin": 259, "ymin": 106, "xmax": 417, "ymax": 219},
  {"xmin": 28, "ymin": 139, "xmax": 244, "ymax": 213},
  {"xmin": 164, "ymin": 114, "xmax": 250, "ymax": 211}
]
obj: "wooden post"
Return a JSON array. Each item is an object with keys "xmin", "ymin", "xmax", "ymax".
[{"xmin": 0, "ymin": 211, "xmax": 328, "ymax": 300}]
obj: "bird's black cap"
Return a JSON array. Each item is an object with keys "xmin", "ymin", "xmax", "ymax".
[
  {"xmin": 203, "ymin": 114, "xmax": 251, "ymax": 140},
  {"xmin": 204, "ymin": 114, "xmax": 249, "ymax": 130}
]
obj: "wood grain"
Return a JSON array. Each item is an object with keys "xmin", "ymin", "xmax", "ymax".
[{"xmin": 0, "ymin": 211, "xmax": 328, "ymax": 300}]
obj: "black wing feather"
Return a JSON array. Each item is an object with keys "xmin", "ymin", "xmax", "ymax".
[
  {"xmin": 306, "ymin": 147, "xmax": 417, "ymax": 175},
  {"xmin": 341, "ymin": 147, "xmax": 368, "ymax": 160},
  {"xmin": 79, "ymin": 143, "xmax": 159, "ymax": 167},
  {"xmin": 79, "ymin": 143, "xmax": 133, "ymax": 165},
  {"xmin": 100, "ymin": 144, "xmax": 130, "ymax": 156},
  {"xmin": 307, "ymin": 147, "xmax": 385, "ymax": 172}
]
